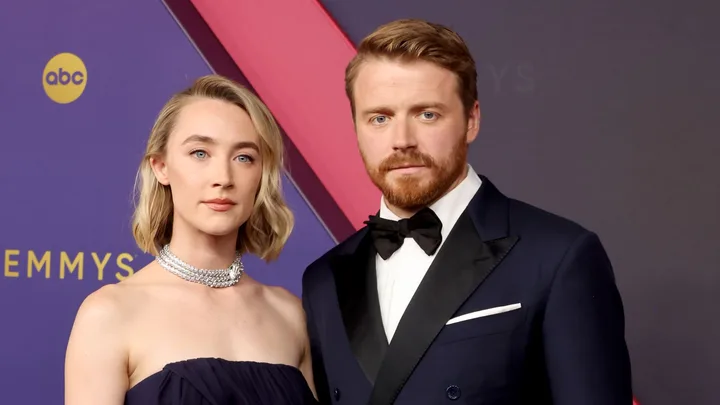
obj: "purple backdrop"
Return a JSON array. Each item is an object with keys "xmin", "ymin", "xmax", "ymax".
[
  {"xmin": 0, "ymin": 1, "xmax": 334, "ymax": 403},
  {"xmin": 2, "ymin": 0, "xmax": 718, "ymax": 404}
]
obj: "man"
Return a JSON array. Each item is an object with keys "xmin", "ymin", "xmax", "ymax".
[{"xmin": 302, "ymin": 18, "xmax": 632, "ymax": 405}]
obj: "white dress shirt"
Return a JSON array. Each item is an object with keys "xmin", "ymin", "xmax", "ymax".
[{"xmin": 376, "ymin": 164, "xmax": 483, "ymax": 342}]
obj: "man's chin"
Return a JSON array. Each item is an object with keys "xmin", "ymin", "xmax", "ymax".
[
  {"xmin": 384, "ymin": 178, "xmax": 427, "ymax": 193},
  {"xmin": 382, "ymin": 183, "xmax": 434, "ymax": 205},
  {"xmin": 383, "ymin": 168, "xmax": 434, "ymax": 183}
]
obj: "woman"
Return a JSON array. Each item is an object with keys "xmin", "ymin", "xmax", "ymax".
[{"xmin": 64, "ymin": 75, "xmax": 317, "ymax": 405}]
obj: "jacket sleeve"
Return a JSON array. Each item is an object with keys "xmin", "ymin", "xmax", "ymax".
[{"xmin": 542, "ymin": 231, "xmax": 634, "ymax": 404}]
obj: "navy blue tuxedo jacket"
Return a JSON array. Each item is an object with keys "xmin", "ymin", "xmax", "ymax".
[{"xmin": 302, "ymin": 176, "xmax": 632, "ymax": 405}]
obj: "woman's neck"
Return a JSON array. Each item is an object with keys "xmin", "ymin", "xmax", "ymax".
[{"xmin": 166, "ymin": 229, "xmax": 239, "ymax": 270}]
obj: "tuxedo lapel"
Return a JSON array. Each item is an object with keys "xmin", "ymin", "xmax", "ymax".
[
  {"xmin": 330, "ymin": 231, "xmax": 389, "ymax": 384},
  {"xmin": 368, "ymin": 178, "xmax": 520, "ymax": 405}
]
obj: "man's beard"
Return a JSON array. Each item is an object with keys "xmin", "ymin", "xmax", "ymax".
[{"xmin": 364, "ymin": 139, "xmax": 468, "ymax": 211}]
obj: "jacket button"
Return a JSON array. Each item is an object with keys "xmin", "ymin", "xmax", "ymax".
[
  {"xmin": 333, "ymin": 388, "xmax": 341, "ymax": 401},
  {"xmin": 446, "ymin": 385, "xmax": 461, "ymax": 400}
]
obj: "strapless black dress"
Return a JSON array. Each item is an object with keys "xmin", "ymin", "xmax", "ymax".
[{"xmin": 124, "ymin": 358, "xmax": 318, "ymax": 405}]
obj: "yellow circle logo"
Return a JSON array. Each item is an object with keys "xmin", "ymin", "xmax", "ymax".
[{"xmin": 42, "ymin": 53, "xmax": 87, "ymax": 104}]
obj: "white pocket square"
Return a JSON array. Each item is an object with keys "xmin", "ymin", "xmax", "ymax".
[{"xmin": 446, "ymin": 303, "xmax": 522, "ymax": 325}]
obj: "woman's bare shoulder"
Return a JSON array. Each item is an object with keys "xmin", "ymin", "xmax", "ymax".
[
  {"xmin": 260, "ymin": 284, "xmax": 306, "ymax": 332},
  {"xmin": 71, "ymin": 264, "xmax": 153, "ymax": 333},
  {"xmin": 71, "ymin": 284, "xmax": 132, "ymax": 335},
  {"xmin": 65, "ymin": 284, "xmax": 131, "ymax": 377},
  {"xmin": 65, "ymin": 269, "xmax": 151, "ymax": 403}
]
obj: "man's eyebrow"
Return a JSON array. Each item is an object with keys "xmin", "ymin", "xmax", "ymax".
[
  {"xmin": 359, "ymin": 106, "xmax": 394, "ymax": 117},
  {"xmin": 359, "ymin": 102, "xmax": 449, "ymax": 117}
]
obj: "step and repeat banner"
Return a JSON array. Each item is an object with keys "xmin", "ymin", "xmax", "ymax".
[{"xmin": 0, "ymin": 1, "xmax": 335, "ymax": 403}]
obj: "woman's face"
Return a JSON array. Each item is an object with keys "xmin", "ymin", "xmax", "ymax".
[{"xmin": 151, "ymin": 96, "xmax": 263, "ymax": 240}]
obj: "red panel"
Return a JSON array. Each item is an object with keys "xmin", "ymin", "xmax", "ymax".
[{"xmin": 190, "ymin": 0, "xmax": 379, "ymax": 230}]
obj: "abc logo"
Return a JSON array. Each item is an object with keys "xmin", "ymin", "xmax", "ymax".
[{"xmin": 42, "ymin": 53, "xmax": 87, "ymax": 104}]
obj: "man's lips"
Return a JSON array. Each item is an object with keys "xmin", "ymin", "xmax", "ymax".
[{"xmin": 387, "ymin": 164, "xmax": 428, "ymax": 173}]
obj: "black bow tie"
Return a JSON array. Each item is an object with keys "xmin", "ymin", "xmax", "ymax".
[{"xmin": 364, "ymin": 207, "xmax": 443, "ymax": 260}]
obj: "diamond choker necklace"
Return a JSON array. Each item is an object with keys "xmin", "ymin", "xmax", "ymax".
[{"xmin": 156, "ymin": 244, "xmax": 244, "ymax": 288}]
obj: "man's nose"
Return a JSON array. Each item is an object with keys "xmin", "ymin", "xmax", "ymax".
[{"xmin": 391, "ymin": 119, "xmax": 417, "ymax": 150}]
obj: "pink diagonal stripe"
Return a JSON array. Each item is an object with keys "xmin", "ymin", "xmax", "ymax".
[{"xmin": 190, "ymin": 0, "xmax": 379, "ymax": 230}]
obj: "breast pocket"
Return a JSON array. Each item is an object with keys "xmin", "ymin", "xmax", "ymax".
[{"xmin": 434, "ymin": 303, "xmax": 526, "ymax": 345}]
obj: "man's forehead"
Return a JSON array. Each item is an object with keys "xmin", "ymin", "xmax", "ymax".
[{"xmin": 356, "ymin": 59, "xmax": 455, "ymax": 85}]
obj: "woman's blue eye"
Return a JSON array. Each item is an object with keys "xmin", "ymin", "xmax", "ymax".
[
  {"xmin": 236, "ymin": 155, "xmax": 254, "ymax": 163},
  {"xmin": 192, "ymin": 150, "xmax": 207, "ymax": 159}
]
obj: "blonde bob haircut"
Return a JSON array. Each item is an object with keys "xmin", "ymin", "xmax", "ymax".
[{"xmin": 131, "ymin": 74, "xmax": 294, "ymax": 262}]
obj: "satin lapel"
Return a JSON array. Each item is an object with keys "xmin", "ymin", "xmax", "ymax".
[
  {"xmin": 331, "ymin": 232, "xmax": 389, "ymax": 384},
  {"xmin": 368, "ymin": 212, "xmax": 519, "ymax": 405}
]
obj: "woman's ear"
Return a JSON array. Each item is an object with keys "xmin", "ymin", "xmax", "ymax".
[{"xmin": 149, "ymin": 155, "xmax": 170, "ymax": 186}]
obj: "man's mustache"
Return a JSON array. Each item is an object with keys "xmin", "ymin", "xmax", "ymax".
[{"xmin": 379, "ymin": 151, "xmax": 435, "ymax": 172}]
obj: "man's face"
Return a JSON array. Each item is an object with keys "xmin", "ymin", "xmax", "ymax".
[{"xmin": 353, "ymin": 58, "xmax": 480, "ymax": 213}]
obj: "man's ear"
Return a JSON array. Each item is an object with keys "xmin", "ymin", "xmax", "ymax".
[
  {"xmin": 465, "ymin": 100, "xmax": 480, "ymax": 143},
  {"xmin": 149, "ymin": 155, "xmax": 170, "ymax": 185}
]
